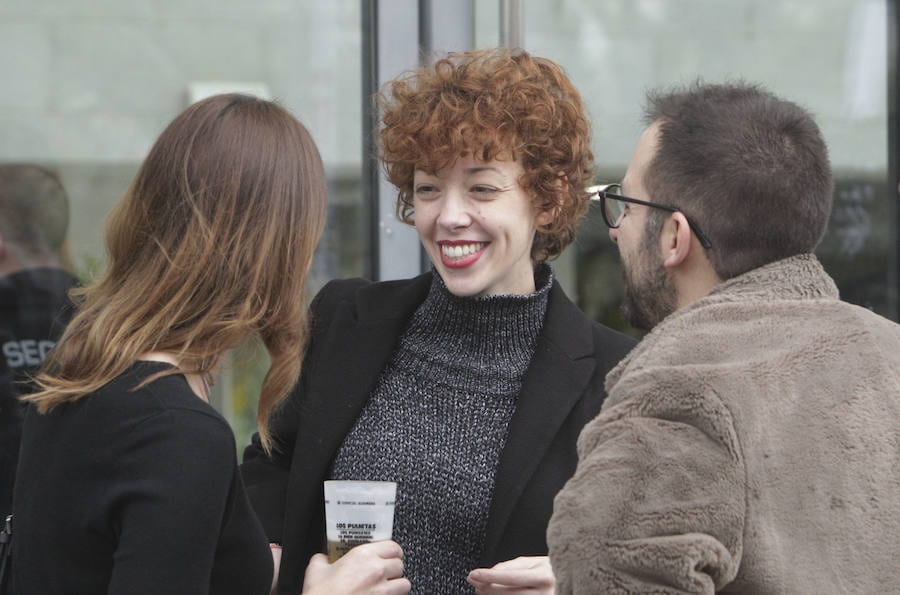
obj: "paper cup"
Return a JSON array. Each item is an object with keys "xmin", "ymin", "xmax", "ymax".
[{"xmin": 323, "ymin": 480, "xmax": 397, "ymax": 562}]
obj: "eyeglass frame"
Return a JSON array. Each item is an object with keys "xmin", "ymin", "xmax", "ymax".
[{"xmin": 588, "ymin": 183, "xmax": 713, "ymax": 249}]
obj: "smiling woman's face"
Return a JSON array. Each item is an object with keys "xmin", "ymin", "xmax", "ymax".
[{"xmin": 412, "ymin": 155, "xmax": 551, "ymax": 297}]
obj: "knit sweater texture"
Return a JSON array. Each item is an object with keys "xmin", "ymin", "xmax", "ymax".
[{"xmin": 330, "ymin": 265, "xmax": 552, "ymax": 594}]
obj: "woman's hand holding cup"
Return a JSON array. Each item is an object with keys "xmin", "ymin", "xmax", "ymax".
[{"xmin": 302, "ymin": 540, "xmax": 410, "ymax": 595}]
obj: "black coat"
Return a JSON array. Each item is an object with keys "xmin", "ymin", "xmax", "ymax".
[
  {"xmin": 1, "ymin": 267, "xmax": 78, "ymax": 517},
  {"xmin": 241, "ymin": 273, "xmax": 635, "ymax": 595},
  {"xmin": 13, "ymin": 362, "xmax": 272, "ymax": 595}
]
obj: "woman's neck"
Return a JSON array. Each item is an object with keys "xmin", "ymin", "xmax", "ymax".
[{"xmin": 138, "ymin": 351, "xmax": 215, "ymax": 402}]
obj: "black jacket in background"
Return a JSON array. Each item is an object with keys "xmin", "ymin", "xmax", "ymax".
[{"xmin": 0, "ymin": 267, "xmax": 77, "ymax": 516}]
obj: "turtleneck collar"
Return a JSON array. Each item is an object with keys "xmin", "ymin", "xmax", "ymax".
[{"xmin": 400, "ymin": 263, "xmax": 553, "ymax": 365}]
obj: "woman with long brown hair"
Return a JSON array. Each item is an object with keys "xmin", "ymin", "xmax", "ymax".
[{"xmin": 11, "ymin": 94, "xmax": 409, "ymax": 595}]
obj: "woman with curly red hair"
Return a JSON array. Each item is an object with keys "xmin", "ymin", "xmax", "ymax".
[{"xmin": 242, "ymin": 48, "xmax": 635, "ymax": 594}]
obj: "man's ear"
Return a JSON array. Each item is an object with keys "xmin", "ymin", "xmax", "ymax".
[{"xmin": 660, "ymin": 212, "xmax": 693, "ymax": 269}]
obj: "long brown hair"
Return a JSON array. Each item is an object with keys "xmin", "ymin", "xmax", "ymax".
[{"xmin": 26, "ymin": 94, "xmax": 327, "ymax": 452}]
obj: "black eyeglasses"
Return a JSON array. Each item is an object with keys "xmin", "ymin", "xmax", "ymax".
[{"xmin": 589, "ymin": 183, "xmax": 713, "ymax": 249}]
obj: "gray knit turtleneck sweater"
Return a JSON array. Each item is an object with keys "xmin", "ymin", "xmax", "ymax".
[{"xmin": 329, "ymin": 265, "xmax": 553, "ymax": 594}]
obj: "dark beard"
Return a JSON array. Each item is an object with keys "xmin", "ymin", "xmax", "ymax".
[{"xmin": 620, "ymin": 239, "xmax": 677, "ymax": 331}]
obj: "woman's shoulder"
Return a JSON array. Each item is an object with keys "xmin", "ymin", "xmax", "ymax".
[
  {"xmin": 545, "ymin": 281, "xmax": 637, "ymax": 354},
  {"xmin": 311, "ymin": 276, "xmax": 374, "ymax": 308},
  {"xmin": 313, "ymin": 273, "xmax": 428, "ymax": 302},
  {"xmin": 310, "ymin": 273, "xmax": 431, "ymax": 320},
  {"xmin": 589, "ymin": 322, "xmax": 638, "ymax": 355},
  {"xmin": 91, "ymin": 362, "xmax": 232, "ymax": 437},
  {"xmin": 22, "ymin": 363, "xmax": 235, "ymax": 480}
]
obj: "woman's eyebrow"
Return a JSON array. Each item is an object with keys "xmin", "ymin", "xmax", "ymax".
[{"xmin": 464, "ymin": 166, "xmax": 503, "ymax": 175}]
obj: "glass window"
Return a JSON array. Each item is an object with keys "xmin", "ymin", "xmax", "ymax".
[
  {"xmin": 518, "ymin": 0, "xmax": 895, "ymax": 331},
  {"xmin": 0, "ymin": 0, "xmax": 365, "ymax": 447}
]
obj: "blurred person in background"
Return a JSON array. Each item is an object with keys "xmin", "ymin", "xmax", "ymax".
[{"xmin": 0, "ymin": 163, "xmax": 79, "ymax": 519}]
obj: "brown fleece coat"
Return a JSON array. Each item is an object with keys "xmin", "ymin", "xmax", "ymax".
[{"xmin": 548, "ymin": 254, "xmax": 900, "ymax": 594}]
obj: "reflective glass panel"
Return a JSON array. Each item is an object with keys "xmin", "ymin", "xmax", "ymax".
[
  {"xmin": 521, "ymin": 0, "xmax": 894, "ymax": 332},
  {"xmin": 0, "ymin": 0, "xmax": 365, "ymax": 446}
]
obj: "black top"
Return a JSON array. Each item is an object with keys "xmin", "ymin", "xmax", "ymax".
[
  {"xmin": 0, "ymin": 267, "xmax": 78, "ymax": 517},
  {"xmin": 12, "ymin": 361, "xmax": 272, "ymax": 595},
  {"xmin": 0, "ymin": 267, "xmax": 77, "ymax": 390}
]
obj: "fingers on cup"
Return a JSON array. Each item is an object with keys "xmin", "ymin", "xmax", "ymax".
[
  {"xmin": 368, "ymin": 539, "xmax": 404, "ymax": 559},
  {"xmin": 386, "ymin": 577, "xmax": 412, "ymax": 595}
]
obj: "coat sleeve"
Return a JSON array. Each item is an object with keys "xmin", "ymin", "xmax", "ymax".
[
  {"xmin": 239, "ymin": 279, "xmax": 344, "ymax": 543},
  {"xmin": 548, "ymin": 369, "xmax": 746, "ymax": 594}
]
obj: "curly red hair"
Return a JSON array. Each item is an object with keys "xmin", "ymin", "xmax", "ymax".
[{"xmin": 378, "ymin": 48, "xmax": 594, "ymax": 261}]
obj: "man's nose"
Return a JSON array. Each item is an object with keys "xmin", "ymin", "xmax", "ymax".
[{"xmin": 608, "ymin": 226, "xmax": 619, "ymax": 244}]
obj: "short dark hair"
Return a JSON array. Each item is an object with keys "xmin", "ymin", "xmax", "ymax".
[
  {"xmin": 642, "ymin": 81, "xmax": 833, "ymax": 280},
  {"xmin": 0, "ymin": 164, "xmax": 70, "ymax": 255}
]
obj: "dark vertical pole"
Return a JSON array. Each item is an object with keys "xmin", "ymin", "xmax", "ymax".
[
  {"xmin": 888, "ymin": 0, "xmax": 899, "ymax": 320},
  {"xmin": 416, "ymin": 0, "xmax": 474, "ymax": 273},
  {"xmin": 361, "ymin": 0, "xmax": 379, "ymax": 281},
  {"xmin": 418, "ymin": 0, "xmax": 432, "ymax": 274},
  {"xmin": 362, "ymin": 1, "xmax": 424, "ymax": 281},
  {"xmin": 419, "ymin": 0, "xmax": 431, "ymax": 53}
]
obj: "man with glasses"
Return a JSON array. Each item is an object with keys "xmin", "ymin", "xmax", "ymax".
[{"xmin": 547, "ymin": 82, "xmax": 900, "ymax": 593}]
